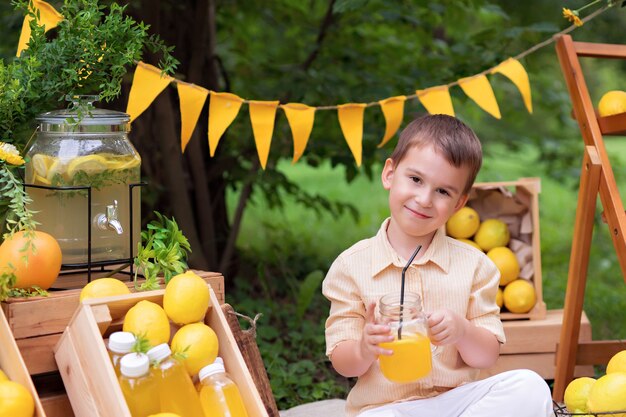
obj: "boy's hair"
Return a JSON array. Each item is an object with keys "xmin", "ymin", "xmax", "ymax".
[{"xmin": 389, "ymin": 114, "xmax": 482, "ymax": 194}]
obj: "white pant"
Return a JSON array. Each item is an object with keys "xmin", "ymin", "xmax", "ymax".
[{"xmin": 358, "ymin": 370, "xmax": 554, "ymax": 417}]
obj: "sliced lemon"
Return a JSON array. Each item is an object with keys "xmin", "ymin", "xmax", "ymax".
[
  {"xmin": 34, "ymin": 174, "xmax": 51, "ymax": 185},
  {"xmin": 117, "ymin": 158, "xmax": 140, "ymax": 170},
  {"xmin": 31, "ymin": 154, "xmax": 56, "ymax": 178},
  {"xmin": 46, "ymin": 159, "xmax": 66, "ymax": 182},
  {"xmin": 67, "ymin": 155, "xmax": 108, "ymax": 178}
]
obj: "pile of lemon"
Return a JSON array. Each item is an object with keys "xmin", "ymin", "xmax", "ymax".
[
  {"xmin": 80, "ymin": 271, "xmax": 219, "ymax": 377},
  {"xmin": 446, "ymin": 206, "xmax": 536, "ymax": 314},
  {"xmin": 0, "ymin": 368, "xmax": 35, "ymax": 417},
  {"xmin": 564, "ymin": 350, "xmax": 626, "ymax": 416}
]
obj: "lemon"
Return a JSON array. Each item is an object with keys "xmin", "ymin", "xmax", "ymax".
[
  {"xmin": 607, "ymin": 350, "xmax": 626, "ymax": 374},
  {"xmin": 457, "ymin": 238, "xmax": 482, "ymax": 251},
  {"xmin": 46, "ymin": 159, "xmax": 65, "ymax": 182},
  {"xmin": 446, "ymin": 207, "xmax": 480, "ymax": 239},
  {"xmin": 0, "ymin": 370, "xmax": 7, "ymax": 381},
  {"xmin": 171, "ymin": 322, "xmax": 219, "ymax": 376},
  {"xmin": 502, "ymin": 279, "xmax": 536, "ymax": 314},
  {"xmin": 587, "ymin": 372, "xmax": 626, "ymax": 417},
  {"xmin": 163, "ymin": 271, "xmax": 211, "ymax": 325},
  {"xmin": 123, "ymin": 300, "xmax": 171, "ymax": 348},
  {"xmin": 79, "ymin": 278, "xmax": 131, "ymax": 302},
  {"xmin": 487, "ymin": 246, "xmax": 520, "ymax": 286},
  {"xmin": 66, "ymin": 154, "xmax": 108, "ymax": 178},
  {"xmin": 31, "ymin": 153, "xmax": 56, "ymax": 178},
  {"xmin": 474, "ymin": 219, "xmax": 510, "ymax": 251},
  {"xmin": 117, "ymin": 157, "xmax": 141, "ymax": 170},
  {"xmin": 598, "ymin": 90, "xmax": 626, "ymax": 117},
  {"xmin": 496, "ymin": 287, "xmax": 503, "ymax": 308},
  {"xmin": 0, "ymin": 380, "xmax": 35, "ymax": 417},
  {"xmin": 564, "ymin": 377, "xmax": 596, "ymax": 412},
  {"xmin": 34, "ymin": 174, "xmax": 51, "ymax": 185}
]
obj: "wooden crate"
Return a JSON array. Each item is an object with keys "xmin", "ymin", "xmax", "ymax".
[
  {"xmin": 0, "ymin": 307, "xmax": 47, "ymax": 417},
  {"xmin": 479, "ymin": 309, "xmax": 594, "ymax": 380},
  {"xmin": 54, "ymin": 286, "xmax": 268, "ymax": 417},
  {"xmin": 469, "ymin": 177, "xmax": 547, "ymax": 320},
  {"xmin": 1, "ymin": 269, "xmax": 223, "ymax": 376}
]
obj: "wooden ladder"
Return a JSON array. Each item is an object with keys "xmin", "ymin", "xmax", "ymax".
[{"xmin": 552, "ymin": 34, "xmax": 626, "ymax": 401}]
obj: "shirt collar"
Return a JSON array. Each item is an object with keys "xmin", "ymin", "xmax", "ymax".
[{"xmin": 371, "ymin": 218, "xmax": 451, "ymax": 277}]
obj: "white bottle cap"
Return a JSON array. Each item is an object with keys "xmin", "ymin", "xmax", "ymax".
[
  {"xmin": 108, "ymin": 332, "xmax": 136, "ymax": 354},
  {"xmin": 198, "ymin": 357, "xmax": 225, "ymax": 381},
  {"xmin": 146, "ymin": 343, "xmax": 171, "ymax": 363},
  {"xmin": 120, "ymin": 353, "xmax": 149, "ymax": 378}
]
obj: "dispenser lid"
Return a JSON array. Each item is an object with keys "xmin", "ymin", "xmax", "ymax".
[{"xmin": 36, "ymin": 95, "xmax": 130, "ymax": 133}]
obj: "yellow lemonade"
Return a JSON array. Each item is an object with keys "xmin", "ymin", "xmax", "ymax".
[
  {"xmin": 148, "ymin": 344, "xmax": 204, "ymax": 417},
  {"xmin": 25, "ymin": 152, "xmax": 141, "ymax": 265},
  {"xmin": 379, "ymin": 333, "xmax": 432, "ymax": 383},
  {"xmin": 199, "ymin": 381, "xmax": 248, "ymax": 417},
  {"xmin": 118, "ymin": 353, "xmax": 160, "ymax": 417}
]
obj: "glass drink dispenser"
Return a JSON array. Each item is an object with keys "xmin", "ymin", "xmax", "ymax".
[{"xmin": 24, "ymin": 96, "xmax": 141, "ymax": 266}]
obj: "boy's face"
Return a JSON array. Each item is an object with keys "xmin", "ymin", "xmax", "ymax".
[{"xmin": 381, "ymin": 143, "xmax": 470, "ymax": 243}]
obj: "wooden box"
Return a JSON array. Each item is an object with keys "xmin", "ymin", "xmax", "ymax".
[
  {"xmin": 1, "ymin": 269, "xmax": 223, "ymax": 376},
  {"xmin": 0, "ymin": 307, "xmax": 47, "ymax": 416},
  {"xmin": 479, "ymin": 309, "xmax": 594, "ymax": 380},
  {"xmin": 54, "ymin": 286, "xmax": 268, "ymax": 417},
  {"xmin": 468, "ymin": 177, "xmax": 547, "ymax": 320}
]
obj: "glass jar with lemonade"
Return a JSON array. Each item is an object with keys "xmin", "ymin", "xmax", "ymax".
[
  {"xmin": 378, "ymin": 292, "xmax": 435, "ymax": 383},
  {"xmin": 25, "ymin": 95, "xmax": 141, "ymax": 266}
]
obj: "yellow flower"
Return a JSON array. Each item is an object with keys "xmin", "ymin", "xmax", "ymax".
[
  {"xmin": 562, "ymin": 7, "xmax": 584, "ymax": 26},
  {"xmin": 0, "ymin": 142, "xmax": 25, "ymax": 166}
]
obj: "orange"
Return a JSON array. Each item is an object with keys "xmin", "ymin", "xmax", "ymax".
[{"xmin": 0, "ymin": 230, "xmax": 62, "ymax": 289}]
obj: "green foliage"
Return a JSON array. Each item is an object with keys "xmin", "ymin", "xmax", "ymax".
[
  {"xmin": 296, "ymin": 270, "xmax": 324, "ymax": 321},
  {"xmin": 1, "ymin": 0, "xmax": 178, "ymax": 146},
  {"xmin": 0, "ymin": 162, "xmax": 38, "ymax": 237},
  {"xmin": 133, "ymin": 212, "xmax": 191, "ymax": 290}
]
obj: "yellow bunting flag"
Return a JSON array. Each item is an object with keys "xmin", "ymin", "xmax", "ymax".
[
  {"xmin": 281, "ymin": 103, "xmax": 316, "ymax": 164},
  {"xmin": 417, "ymin": 86, "xmax": 454, "ymax": 117},
  {"xmin": 491, "ymin": 58, "xmax": 533, "ymax": 114},
  {"xmin": 377, "ymin": 96, "xmax": 406, "ymax": 148},
  {"xmin": 207, "ymin": 92, "xmax": 244, "ymax": 156},
  {"xmin": 337, "ymin": 103, "xmax": 367, "ymax": 167},
  {"xmin": 249, "ymin": 100, "xmax": 280, "ymax": 170},
  {"xmin": 126, "ymin": 62, "xmax": 173, "ymax": 122},
  {"xmin": 458, "ymin": 75, "xmax": 501, "ymax": 119},
  {"xmin": 17, "ymin": 0, "xmax": 63, "ymax": 56},
  {"xmin": 177, "ymin": 82, "xmax": 209, "ymax": 153}
]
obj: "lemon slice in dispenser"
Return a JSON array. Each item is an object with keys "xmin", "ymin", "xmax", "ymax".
[
  {"xmin": 116, "ymin": 158, "xmax": 140, "ymax": 170},
  {"xmin": 46, "ymin": 159, "xmax": 66, "ymax": 182},
  {"xmin": 66, "ymin": 154, "xmax": 108, "ymax": 178},
  {"xmin": 34, "ymin": 174, "xmax": 51, "ymax": 185},
  {"xmin": 31, "ymin": 154, "xmax": 55, "ymax": 178}
]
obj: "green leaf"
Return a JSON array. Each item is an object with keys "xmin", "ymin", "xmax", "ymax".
[{"xmin": 295, "ymin": 270, "xmax": 324, "ymax": 321}]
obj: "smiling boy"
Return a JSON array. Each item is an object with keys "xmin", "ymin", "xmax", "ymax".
[{"xmin": 323, "ymin": 115, "xmax": 554, "ymax": 417}]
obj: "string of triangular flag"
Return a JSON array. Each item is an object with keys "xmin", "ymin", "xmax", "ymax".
[{"xmin": 17, "ymin": 1, "xmax": 610, "ymax": 169}]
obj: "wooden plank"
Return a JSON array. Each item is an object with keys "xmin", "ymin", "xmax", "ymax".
[
  {"xmin": 570, "ymin": 340, "xmax": 626, "ymax": 366},
  {"xmin": 0, "ymin": 309, "xmax": 47, "ymax": 416},
  {"xmin": 2, "ymin": 271, "xmax": 223, "ymax": 339},
  {"xmin": 573, "ymin": 40, "xmax": 626, "ymax": 59},
  {"xmin": 17, "ymin": 334, "xmax": 62, "ymax": 375},
  {"xmin": 597, "ymin": 112, "xmax": 626, "ymax": 136},
  {"xmin": 480, "ymin": 352, "xmax": 595, "ymax": 380},
  {"xmin": 40, "ymin": 393, "xmax": 75, "ymax": 417},
  {"xmin": 500, "ymin": 310, "xmax": 591, "ymax": 355}
]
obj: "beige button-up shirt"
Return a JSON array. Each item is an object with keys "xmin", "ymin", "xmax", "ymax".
[{"xmin": 323, "ymin": 219, "xmax": 505, "ymax": 417}]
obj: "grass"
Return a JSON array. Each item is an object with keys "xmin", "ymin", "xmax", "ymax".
[{"xmin": 226, "ymin": 143, "xmax": 626, "ymax": 408}]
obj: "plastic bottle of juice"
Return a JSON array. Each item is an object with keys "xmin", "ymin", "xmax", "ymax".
[
  {"xmin": 107, "ymin": 331, "xmax": 136, "ymax": 376},
  {"xmin": 118, "ymin": 353, "xmax": 160, "ymax": 417},
  {"xmin": 198, "ymin": 357, "xmax": 248, "ymax": 417},
  {"xmin": 147, "ymin": 343, "xmax": 204, "ymax": 417}
]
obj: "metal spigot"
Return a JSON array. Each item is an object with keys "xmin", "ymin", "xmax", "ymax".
[{"xmin": 94, "ymin": 200, "xmax": 124, "ymax": 234}]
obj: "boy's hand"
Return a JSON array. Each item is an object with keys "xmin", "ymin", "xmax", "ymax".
[
  {"xmin": 359, "ymin": 302, "xmax": 394, "ymax": 361},
  {"xmin": 427, "ymin": 309, "xmax": 468, "ymax": 346}
]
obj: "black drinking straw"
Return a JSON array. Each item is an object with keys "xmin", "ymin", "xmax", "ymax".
[{"xmin": 398, "ymin": 245, "xmax": 422, "ymax": 340}]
